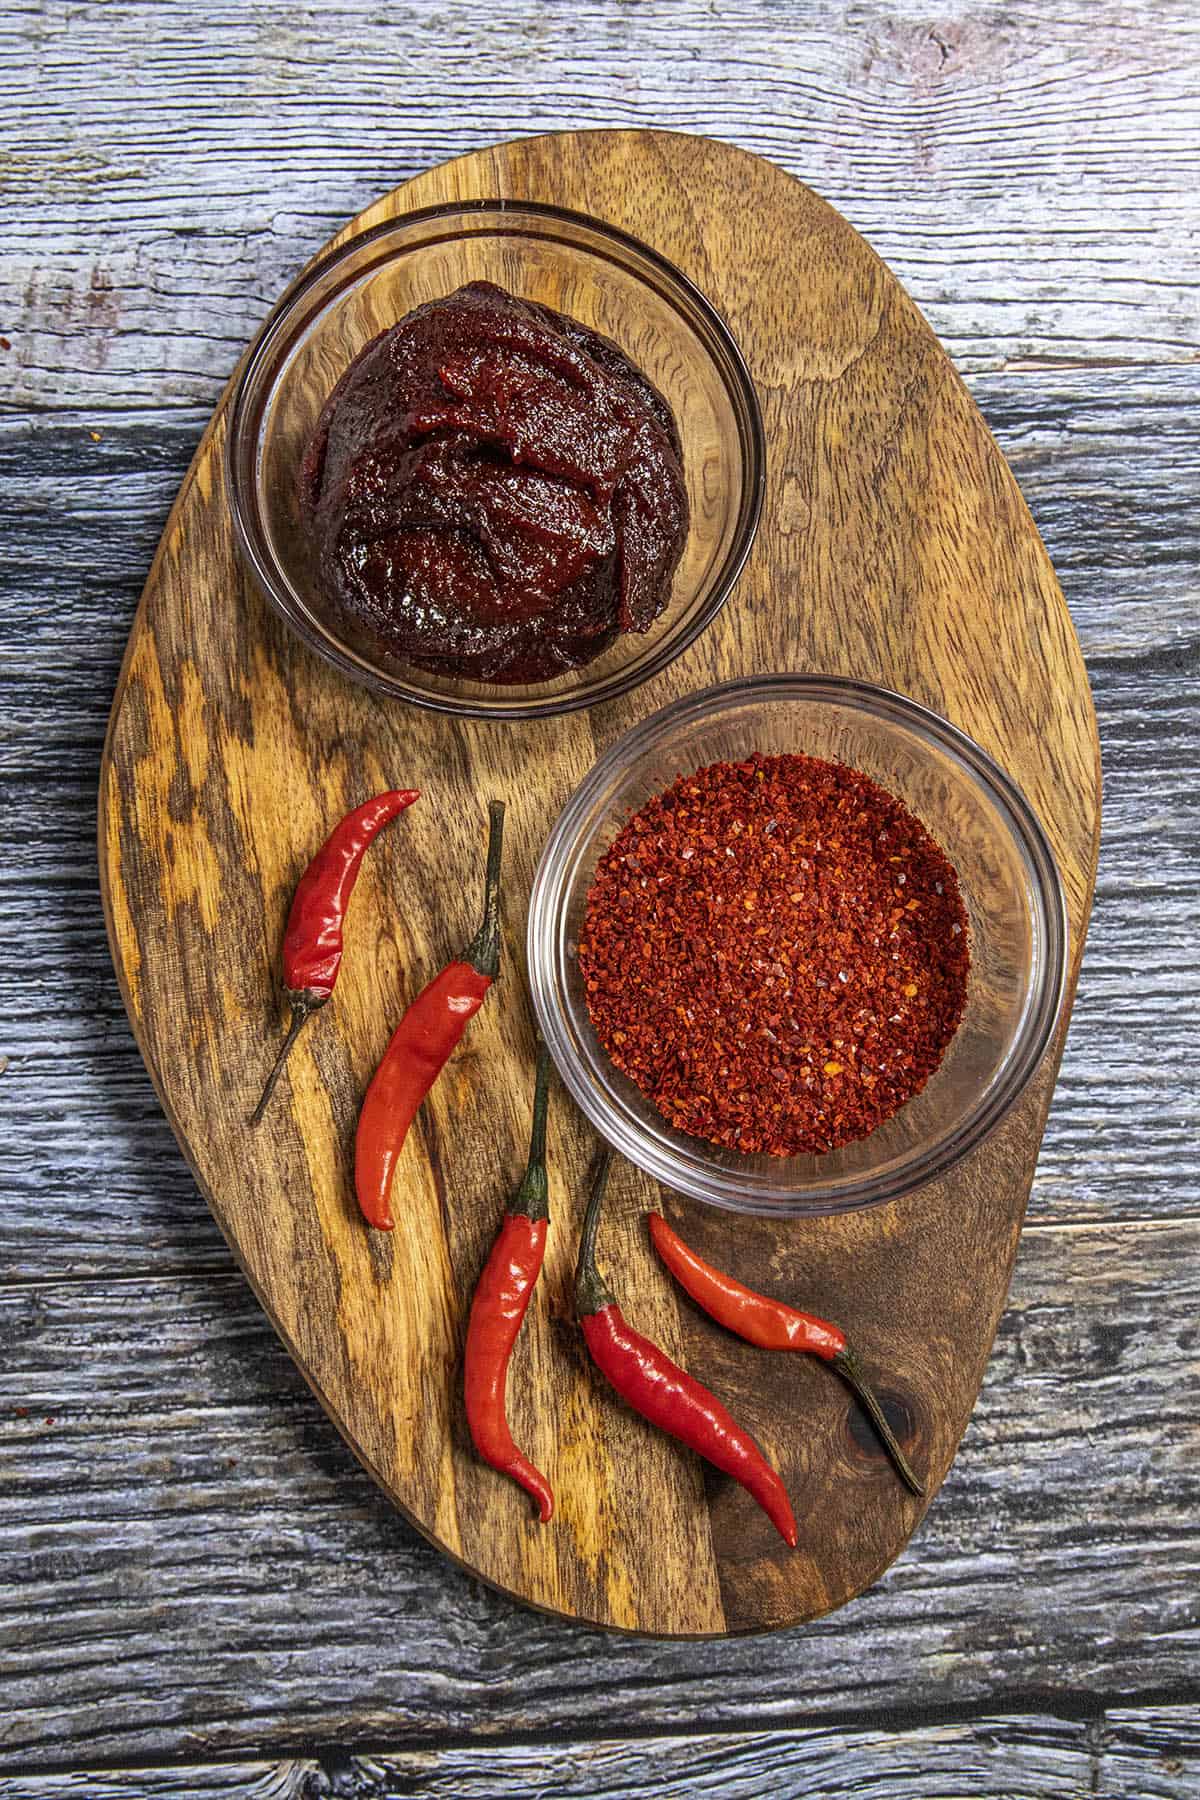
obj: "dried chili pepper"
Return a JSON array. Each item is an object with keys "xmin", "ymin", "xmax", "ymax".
[
  {"xmin": 648, "ymin": 1211, "xmax": 925, "ymax": 1496},
  {"xmin": 575, "ymin": 1151, "xmax": 798, "ymax": 1547},
  {"xmin": 464, "ymin": 1041, "xmax": 554, "ymax": 1521},
  {"xmin": 252, "ymin": 788, "xmax": 420, "ymax": 1124},
  {"xmin": 355, "ymin": 800, "xmax": 505, "ymax": 1231},
  {"xmin": 578, "ymin": 752, "xmax": 969, "ymax": 1156}
]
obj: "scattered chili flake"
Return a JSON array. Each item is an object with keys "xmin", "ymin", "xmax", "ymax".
[{"xmin": 578, "ymin": 752, "xmax": 970, "ymax": 1156}]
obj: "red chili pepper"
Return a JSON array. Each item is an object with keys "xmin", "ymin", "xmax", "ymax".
[
  {"xmin": 252, "ymin": 789, "xmax": 419, "ymax": 1124},
  {"xmin": 575, "ymin": 1152, "xmax": 798, "ymax": 1548},
  {"xmin": 464, "ymin": 1041, "xmax": 554, "ymax": 1522},
  {"xmin": 647, "ymin": 1212, "xmax": 925, "ymax": 1496},
  {"xmin": 355, "ymin": 800, "xmax": 505, "ymax": 1231}
]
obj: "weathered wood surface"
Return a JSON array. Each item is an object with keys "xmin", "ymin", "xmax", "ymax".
[
  {"xmin": 1, "ymin": 1708, "xmax": 1198, "ymax": 1798},
  {"xmin": 2, "ymin": 1221, "xmax": 1197, "ymax": 1766},
  {"xmin": 3, "ymin": 369, "xmax": 1194, "ymax": 1279},
  {"xmin": 1, "ymin": 0, "xmax": 1197, "ymax": 1781},
  {"xmin": 97, "ymin": 127, "xmax": 1099, "ymax": 1636},
  {"xmin": 5, "ymin": 1, "xmax": 1198, "ymax": 398}
]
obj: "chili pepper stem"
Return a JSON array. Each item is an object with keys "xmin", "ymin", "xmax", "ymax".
[
  {"xmin": 461, "ymin": 800, "xmax": 506, "ymax": 980},
  {"xmin": 574, "ymin": 1154, "xmax": 798, "ymax": 1548},
  {"xmin": 511, "ymin": 1041, "xmax": 553, "ymax": 1222},
  {"xmin": 834, "ymin": 1345, "xmax": 926, "ymax": 1497},
  {"xmin": 250, "ymin": 991, "xmax": 326, "ymax": 1125},
  {"xmin": 574, "ymin": 1147, "xmax": 616, "ymax": 1317}
]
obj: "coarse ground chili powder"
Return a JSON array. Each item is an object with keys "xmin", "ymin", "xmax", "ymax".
[{"xmin": 578, "ymin": 752, "xmax": 970, "ymax": 1156}]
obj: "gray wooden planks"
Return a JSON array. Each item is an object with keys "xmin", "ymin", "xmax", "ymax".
[
  {"xmin": 3, "ymin": 371, "xmax": 1198, "ymax": 1280},
  {"xmin": 2, "ymin": 0, "xmax": 1198, "ymax": 1781},
  {"xmin": 0, "ymin": 1711, "xmax": 1198, "ymax": 1797},
  {"xmin": 4, "ymin": 1, "xmax": 1199, "ymax": 404},
  {"xmin": 2, "ymin": 1225, "xmax": 1197, "ymax": 1763}
]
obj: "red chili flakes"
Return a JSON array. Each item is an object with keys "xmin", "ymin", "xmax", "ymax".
[{"xmin": 577, "ymin": 752, "xmax": 970, "ymax": 1156}]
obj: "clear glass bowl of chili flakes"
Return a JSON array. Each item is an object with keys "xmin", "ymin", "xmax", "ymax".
[{"xmin": 528, "ymin": 675, "xmax": 1068, "ymax": 1218}]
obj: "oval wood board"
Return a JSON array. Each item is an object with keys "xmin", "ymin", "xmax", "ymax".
[{"xmin": 99, "ymin": 130, "xmax": 1100, "ymax": 1638}]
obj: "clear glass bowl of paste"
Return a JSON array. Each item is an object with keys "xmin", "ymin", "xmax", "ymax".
[{"xmin": 225, "ymin": 201, "xmax": 764, "ymax": 720}]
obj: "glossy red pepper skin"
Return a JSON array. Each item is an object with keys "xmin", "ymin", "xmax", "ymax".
[
  {"xmin": 581, "ymin": 1302, "xmax": 798, "ymax": 1547},
  {"xmin": 355, "ymin": 801, "xmax": 505, "ymax": 1231},
  {"xmin": 648, "ymin": 1213, "xmax": 845, "ymax": 1358},
  {"xmin": 647, "ymin": 1212, "xmax": 925, "ymax": 1497},
  {"xmin": 575, "ymin": 1154, "xmax": 798, "ymax": 1549},
  {"xmin": 282, "ymin": 790, "xmax": 419, "ymax": 998},
  {"xmin": 252, "ymin": 789, "xmax": 419, "ymax": 1124},
  {"xmin": 465, "ymin": 1214, "xmax": 551, "ymax": 1519},
  {"xmin": 464, "ymin": 1042, "xmax": 554, "ymax": 1521}
]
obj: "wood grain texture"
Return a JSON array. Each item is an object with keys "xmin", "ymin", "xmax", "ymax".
[
  {"xmin": 2, "ymin": 1222, "xmax": 1196, "ymax": 1764},
  {"xmin": 3, "ymin": 1707, "xmax": 1198, "ymax": 1798},
  {"xmin": 2, "ymin": 0, "xmax": 1196, "ymax": 1780},
  {"xmin": 96, "ymin": 130, "xmax": 1099, "ymax": 1637},
  {"xmin": 4, "ymin": 1, "xmax": 1198, "ymax": 409},
  {"xmin": 4, "ymin": 368, "xmax": 1193, "ymax": 1282}
]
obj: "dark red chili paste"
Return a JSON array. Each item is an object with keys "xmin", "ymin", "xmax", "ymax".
[
  {"xmin": 578, "ymin": 753, "xmax": 970, "ymax": 1156},
  {"xmin": 298, "ymin": 281, "xmax": 689, "ymax": 684}
]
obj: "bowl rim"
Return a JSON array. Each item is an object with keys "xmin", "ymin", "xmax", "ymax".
[
  {"xmin": 223, "ymin": 197, "xmax": 766, "ymax": 720},
  {"xmin": 528, "ymin": 673, "xmax": 1071, "ymax": 1217}
]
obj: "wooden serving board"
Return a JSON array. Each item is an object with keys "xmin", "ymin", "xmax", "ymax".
[{"xmin": 99, "ymin": 130, "xmax": 1100, "ymax": 1637}]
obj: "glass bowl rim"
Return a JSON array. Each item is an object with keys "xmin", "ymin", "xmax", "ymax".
[
  {"xmin": 528, "ymin": 672, "xmax": 1070, "ymax": 1216},
  {"xmin": 223, "ymin": 197, "xmax": 767, "ymax": 721}
]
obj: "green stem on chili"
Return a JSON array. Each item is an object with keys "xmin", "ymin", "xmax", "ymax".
[
  {"xmin": 833, "ymin": 1346, "xmax": 925, "ymax": 1498},
  {"xmin": 461, "ymin": 799, "xmax": 506, "ymax": 979},
  {"xmin": 251, "ymin": 994, "xmax": 322, "ymax": 1126},
  {"xmin": 647, "ymin": 1211, "xmax": 926, "ymax": 1497},
  {"xmin": 575, "ymin": 1153, "xmax": 798, "ymax": 1547}
]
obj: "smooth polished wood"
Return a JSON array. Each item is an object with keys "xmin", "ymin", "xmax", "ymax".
[{"xmin": 97, "ymin": 129, "xmax": 1099, "ymax": 1635}]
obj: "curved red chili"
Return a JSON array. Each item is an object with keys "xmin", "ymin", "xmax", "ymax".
[
  {"xmin": 464, "ymin": 1041, "xmax": 554, "ymax": 1522},
  {"xmin": 252, "ymin": 788, "xmax": 419, "ymax": 1124},
  {"xmin": 647, "ymin": 1214, "xmax": 845, "ymax": 1357},
  {"xmin": 355, "ymin": 800, "xmax": 505, "ymax": 1231},
  {"xmin": 648, "ymin": 1212, "xmax": 925, "ymax": 1496},
  {"xmin": 575, "ymin": 1154, "xmax": 797, "ymax": 1548}
]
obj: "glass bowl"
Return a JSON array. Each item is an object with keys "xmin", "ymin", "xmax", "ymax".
[
  {"xmin": 528, "ymin": 675, "xmax": 1068, "ymax": 1217},
  {"xmin": 224, "ymin": 200, "xmax": 764, "ymax": 719}
]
